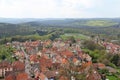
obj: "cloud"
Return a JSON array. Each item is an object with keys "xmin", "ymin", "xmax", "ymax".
[
  {"xmin": 62, "ymin": 0, "xmax": 95, "ymax": 8},
  {"xmin": 0, "ymin": 0, "xmax": 119, "ymax": 18},
  {"xmin": 56, "ymin": 0, "xmax": 101, "ymax": 18},
  {"xmin": 0, "ymin": 0, "xmax": 58, "ymax": 18}
]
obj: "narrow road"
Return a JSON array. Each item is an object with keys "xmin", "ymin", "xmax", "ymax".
[{"xmin": 21, "ymin": 47, "xmax": 31, "ymax": 78}]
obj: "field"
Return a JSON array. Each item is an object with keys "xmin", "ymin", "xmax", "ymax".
[
  {"xmin": 60, "ymin": 33, "xmax": 90, "ymax": 40},
  {"xmin": 84, "ymin": 20, "xmax": 118, "ymax": 27}
]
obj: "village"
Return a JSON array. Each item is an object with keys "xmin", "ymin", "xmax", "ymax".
[{"xmin": 0, "ymin": 38, "xmax": 120, "ymax": 80}]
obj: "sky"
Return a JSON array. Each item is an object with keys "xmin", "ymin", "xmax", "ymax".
[{"xmin": 0, "ymin": 0, "xmax": 120, "ymax": 18}]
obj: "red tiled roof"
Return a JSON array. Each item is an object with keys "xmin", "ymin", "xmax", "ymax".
[
  {"xmin": 12, "ymin": 61, "xmax": 25, "ymax": 71},
  {"xmin": 59, "ymin": 76, "xmax": 68, "ymax": 80},
  {"xmin": 93, "ymin": 63, "xmax": 106, "ymax": 69},
  {"xmin": 5, "ymin": 73, "xmax": 16, "ymax": 80},
  {"xmin": 39, "ymin": 57, "xmax": 52, "ymax": 68},
  {"xmin": 73, "ymin": 58, "xmax": 78, "ymax": 63},
  {"xmin": 86, "ymin": 70, "xmax": 101, "ymax": 80},
  {"xmin": 62, "ymin": 58, "xmax": 68, "ymax": 64},
  {"xmin": 82, "ymin": 61, "xmax": 92, "ymax": 69},
  {"xmin": 52, "ymin": 62, "xmax": 61, "ymax": 68},
  {"xmin": 16, "ymin": 72, "xmax": 28, "ymax": 80},
  {"xmin": 39, "ymin": 73, "xmax": 47, "ymax": 80},
  {"xmin": 62, "ymin": 50, "xmax": 74, "ymax": 57},
  {"xmin": 30, "ymin": 54, "xmax": 38, "ymax": 62},
  {"xmin": 0, "ymin": 61, "xmax": 12, "ymax": 68},
  {"xmin": 35, "ymin": 72, "xmax": 47, "ymax": 80}
]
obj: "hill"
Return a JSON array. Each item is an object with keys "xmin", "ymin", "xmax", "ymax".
[
  {"xmin": 0, "ymin": 18, "xmax": 120, "ymax": 42},
  {"xmin": 20, "ymin": 19, "xmax": 119, "ymax": 28}
]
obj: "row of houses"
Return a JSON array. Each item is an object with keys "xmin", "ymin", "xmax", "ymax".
[
  {"xmin": 1, "ymin": 40, "xmax": 104, "ymax": 80},
  {"xmin": 103, "ymin": 42, "xmax": 120, "ymax": 54}
]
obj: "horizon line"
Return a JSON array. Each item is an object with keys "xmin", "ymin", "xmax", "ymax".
[{"xmin": 0, "ymin": 17, "xmax": 120, "ymax": 19}]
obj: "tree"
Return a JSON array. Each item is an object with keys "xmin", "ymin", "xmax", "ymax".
[
  {"xmin": 83, "ymin": 40, "xmax": 104, "ymax": 51},
  {"xmin": 0, "ymin": 45, "xmax": 15, "ymax": 62},
  {"xmin": 117, "ymin": 34, "xmax": 120, "ymax": 38},
  {"xmin": 67, "ymin": 36, "xmax": 76, "ymax": 43},
  {"xmin": 91, "ymin": 35, "xmax": 95, "ymax": 39},
  {"xmin": 111, "ymin": 54, "xmax": 120, "ymax": 66}
]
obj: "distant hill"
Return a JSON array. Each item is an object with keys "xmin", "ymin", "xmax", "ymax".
[
  {"xmin": 0, "ymin": 18, "xmax": 120, "ymax": 39},
  {"xmin": 0, "ymin": 18, "xmax": 120, "ymax": 25},
  {"xmin": 20, "ymin": 19, "xmax": 120, "ymax": 28},
  {"xmin": 0, "ymin": 18, "xmax": 42, "ymax": 24}
]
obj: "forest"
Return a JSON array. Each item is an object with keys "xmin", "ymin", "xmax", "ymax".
[{"xmin": 0, "ymin": 18, "xmax": 120, "ymax": 45}]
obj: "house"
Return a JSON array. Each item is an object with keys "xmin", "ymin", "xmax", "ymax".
[
  {"xmin": 86, "ymin": 69, "xmax": 101, "ymax": 80},
  {"xmin": 39, "ymin": 57, "xmax": 53, "ymax": 72},
  {"xmin": 14, "ymin": 51, "xmax": 25, "ymax": 58},
  {"xmin": 45, "ymin": 71, "xmax": 58, "ymax": 80},
  {"xmin": 62, "ymin": 58, "xmax": 68, "ymax": 64},
  {"xmin": 5, "ymin": 72, "xmax": 16, "ymax": 80},
  {"xmin": 103, "ymin": 42, "xmax": 120, "ymax": 54},
  {"xmin": 12, "ymin": 61, "xmax": 25, "ymax": 72},
  {"xmin": 36, "ymin": 51, "xmax": 42, "ymax": 57},
  {"xmin": 72, "ymin": 58, "xmax": 81, "ymax": 66},
  {"xmin": 82, "ymin": 54, "xmax": 92, "ymax": 62},
  {"xmin": 93, "ymin": 63, "xmax": 106, "ymax": 69},
  {"xmin": 59, "ymin": 76, "xmax": 68, "ymax": 80},
  {"xmin": 62, "ymin": 50, "xmax": 74, "ymax": 58},
  {"xmin": 30, "ymin": 54, "xmax": 39, "ymax": 64},
  {"xmin": 52, "ymin": 63, "xmax": 61, "ymax": 70},
  {"xmin": 35, "ymin": 72, "xmax": 48, "ymax": 80},
  {"xmin": 16, "ymin": 72, "xmax": 28, "ymax": 80},
  {"xmin": 0, "ymin": 61, "xmax": 13, "ymax": 77},
  {"xmin": 5, "ymin": 72, "xmax": 29, "ymax": 80}
]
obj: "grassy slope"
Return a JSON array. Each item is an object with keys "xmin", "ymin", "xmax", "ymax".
[
  {"xmin": 60, "ymin": 33, "xmax": 90, "ymax": 40},
  {"xmin": 71, "ymin": 20, "xmax": 118, "ymax": 27},
  {"xmin": 84, "ymin": 20, "xmax": 118, "ymax": 27}
]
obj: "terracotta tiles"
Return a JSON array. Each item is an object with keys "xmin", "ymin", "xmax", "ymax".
[
  {"xmin": 12, "ymin": 61, "xmax": 25, "ymax": 72},
  {"xmin": 16, "ymin": 72, "xmax": 28, "ymax": 80}
]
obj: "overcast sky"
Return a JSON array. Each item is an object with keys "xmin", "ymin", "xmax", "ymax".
[{"xmin": 0, "ymin": 0, "xmax": 120, "ymax": 18}]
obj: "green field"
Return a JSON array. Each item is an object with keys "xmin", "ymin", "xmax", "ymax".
[
  {"xmin": 83, "ymin": 20, "xmax": 118, "ymax": 27},
  {"xmin": 60, "ymin": 33, "xmax": 90, "ymax": 40},
  {"xmin": 71, "ymin": 20, "xmax": 118, "ymax": 27}
]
